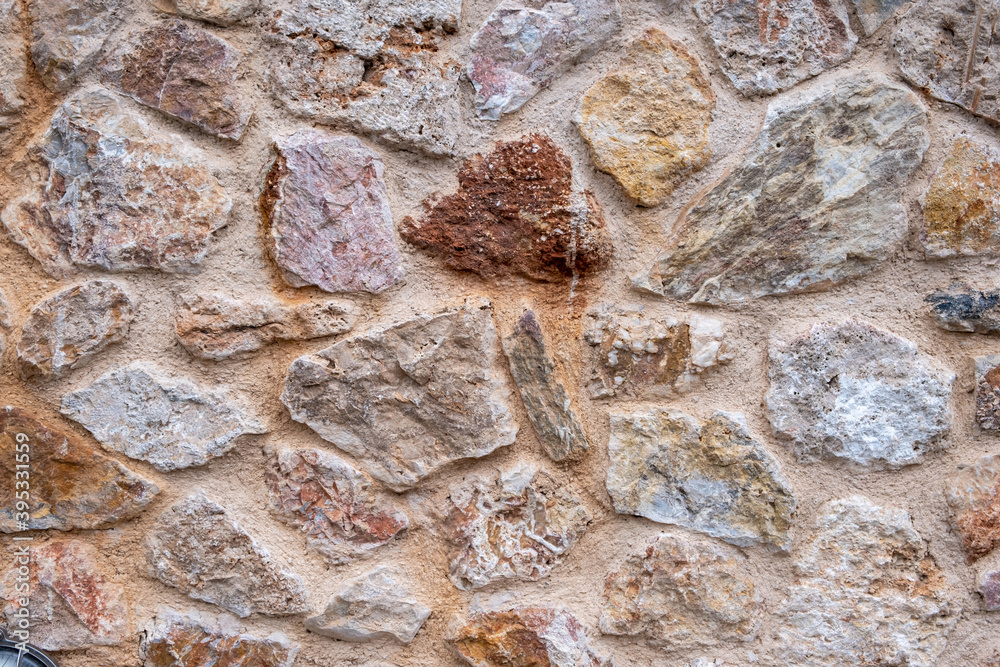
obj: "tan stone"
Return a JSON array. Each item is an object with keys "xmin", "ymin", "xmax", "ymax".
[
  {"xmin": 946, "ymin": 453, "xmax": 1000, "ymax": 563},
  {"xmin": 141, "ymin": 609, "xmax": 298, "ymax": 667}
]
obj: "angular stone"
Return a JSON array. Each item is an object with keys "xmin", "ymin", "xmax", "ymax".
[
  {"xmin": 304, "ymin": 567, "xmax": 430, "ymax": 644},
  {"xmin": 141, "ymin": 609, "xmax": 298, "ymax": 667},
  {"xmin": 101, "ymin": 21, "xmax": 253, "ymax": 141},
  {"xmin": 600, "ymin": 535, "xmax": 763, "ymax": 646},
  {"xmin": 261, "ymin": 130, "xmax": 403, "ymax": 294},
  {"xmin": 0, "ymin": 0, "xmax": 27, "ymax": 130},
  {"xmin": 851, "ymin": 0, "xmax": 908, "ymax": 36},
  {"xmin": 0, "ymin": 406, "xmax": 159, "ymax": 532},
  {"xmin": 502, "ymin": 310, "xmax": 589, "ymax": 462},
  {"xmin": 1, "ymin": 89, "xmax": 231, "ymax": 279},
  {"xmin": 26, "ymin": 0, "xmax": 120, "ymax": 91},
  {"xmin": 61, "ymin": 362, "xmax": 265, "ymax": 472},
  {"xmin": 145, "ymin": 492, "xmax": 310, "ymax": 617},
  {"xmin": 634, "ymin": 73, "xmax": 928, "ymax": 304},
  {"xmin": 155, "ymin": 0, "xmax": 257, "ymax": 26},
  {"xmin": 981, "ymin": 572, "xmax": 1000, "ymax": 611},
  {"xmin": 767, "ymin": 321, "xmax": 953, "ymax": 466},
  {"xmin": 443, "ymin": 466, "xmax": 589, "ymax": 590},
  {"xmin": 17, "ymin": 281, "xmax": 134, "ymax": 380},
  {"xmin": 266, "ymin": 0, "xmax": 461, "ymax": 156},
  {"xmin": 282, "ymin": 301, "xmax": 517, "ymax": 491},
  {"xmin": 926, "ymin": 284, "xmax": 1000, "ymax": 334},
  {"xmin": 176, "ymin": 293, "xmax": 356, "ymax": 361},
  {"xmin": 265, "ymin": 446, "xmax": 409, "ymax": 565},
  {"xmin": 574, "ymin": 28, "xmax": 714, "ymax": 207},
  {"xmin": 1, "ymin": 540, "xmax": 126, "ymax": 650},
  {"xmin": 946, "ymin": 454, "xmax": 1000, "ymax": 563},
  {"xmin": 776, "ymin": 496, "xmax": 957, "ymax": 666},
  {"xmin": 467, "ymin": 0, "xmax": 622, "ymax": 120},
  {"xmin": 977, "ymin": 355, "xmax": 1000, "ymax": 431},
  {"xmin": 607, "ymin": 410, "xmax": 795, "ymax": 549},
  {"xmin": 400, "ymin": 135, "xmax": 611, "ymax": 282}
]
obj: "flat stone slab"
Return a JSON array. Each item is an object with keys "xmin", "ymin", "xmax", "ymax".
[
  {"xmin": 946, "ymin": 453, "xmax": 1000, "ymax": 563},
  {"xmin": 26, "ymin": 0, "xmax": 120, "ymax": 91},
  {"xmin": 141, "ymin": 609, "xmax": 299, "ymax": 667},
  {"xmin": 926, "ymin": 284, "xmax": 1000, "ymax": 334}
]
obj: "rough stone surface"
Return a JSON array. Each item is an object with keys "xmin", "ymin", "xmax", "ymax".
[
  {"xmin": 155, "ymin": 0, "xmax": 257, "ymax": 25},
  {"xmin": 101, "ymin": 21, "xmax": 253, "ymax": 141},
  {"xmin": 467, "ymin": 0, "xmax": 622, "ymax": 120},
  {"xmin": 26, "ymin": 0, "xmax": 120, "ymax": 91},
  {"xmin": 851, "ymin": 0, "xmax": 908, "ymax": 36},
  {"xmin": 304, "ymin": 567, "xmax": 430, "ymax": 644},
  {"xmin": 946, "ymin": 454, "xmax": 1000, "ymax": 563},
  {"xmin": 0, "ymin": 288, "xmax": 9, "ymax": 357},
  {"xmin": 926, "ymin": 284, "xmax": 1000, "ymax": 334},
  {"xmin": 141, "ymin": 609, "xmax": 298, "ymax": 667},
  {"xmin": 0, "ymin": 406, "xmax": 159, "ymax": 532},
  {"xmin": 981, "ymin": 571, "xmax": 1000, "ymax": 611},
  {"xmin": 400, "ymin": 135, "xmax": 611, "ymax": 282},
  {"xmin": 600, "ymin": 534, "xmax": 763, "ymax": 646},
  {"xmin": 17, "ymin": 280, "xmax": 134, "ymax": 380},
  {"xmin": 281, "ymin": 301, "xmax": 518, "ymax": 491},
  {"xmin": 176, "ymin": 293, "xmax": 356, "ymax": 361},
  {"xmin": 61, "ymin": 361, "xmax": 265, "ymax": 472},
  {"xmin": 265, "ymin": 446, "xmax": 409, "ymax": 565},
  {"xmin": 574, "ymin": 28, "xmax": 714, "ymax": 206},
  {"xmin": 775, "ymin": 496, "xmax": 957, "ymax": 666},
  {"xmin": 145, "ymin": 492, "xmax": 310, "ymax": 617},
  {"xmin": 443, "ymin": 466, "xmax": 590, "ymax": 590},
  {"xmin": 0, "ymin": 0, "xmax": 26, "ymax": 130},
  {"xmin": 502, "ymin": 310, "xmax": 589, "ymax": 462},
  {"xmin": 977, "ymin": 355, "xmax": 1000, "ymax": 432},
  {"xmin": 1, "ymin": 89, "xmax": 231, "ymax": 279},
  {"xmin": 766, "ymin": 320, "xmax": 953, "ymax": 467},
  {"xmin": 633, "ymin": 73, "xmax": 928, "ymax": 304},
  {"xmin": 607, "ymin": 410, "xmax": 795, "ymax": 549}
]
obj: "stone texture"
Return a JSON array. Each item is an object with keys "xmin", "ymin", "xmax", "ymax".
[
  {"xmin": 607, "ymin": 410, "xmax": 795, "ymax": 550},
  {"xmin": 17, "ymin": 280, "xmax": 134, "ymax": 380},
  {"xmin": 141, "ymin": 609, "xmax": 298, "ymax": 667},
  {"xmin": 766, "ymin": 321, "xmax": 953, "ymax": 467},
  {"xmin": 1, "ymin": 89, "xmax": 231, "ymax": 279},
  {"xmin": 101, "ymin": 21, "xmax": 253, "ymax": 141},
  {"xmin": 775, "ymin": 496, "xmax": 957, "ymax": 666},
  {"xmin": 946, "ymin": 453, "xmax": 1000, "ymax": 563},
  {"xmin": 467, "ymin": 0, "xmax": 622, "ymax": 120},
  {"xmin": 146, "ymin": 492, "xmax": 310, "ymax": 617},
  {"xmin": 281, "ymin": 301, "xmax": 518, "ymax": 491},
  {"xmin": 155, "ymin": 0, "xmax": 257, "ymax": 25},
  {"xmin": 600, "ymin": 534, "xmax": 763, "ymax": 646},
  {"xmin": 926, "ymin": 284, "xmax": 1000, "ymax": 334},
  {"xmin": 304, "ymin": 567, "xmax": 430, "ymax": 644},
  {"xmin": 443, "ymin": 466, "xmax": 589, "ymax": 590},
  {"xmin": 61, "ymin": 361, "xmax": 265, "ymax": 472},
  {"xmin": 633, "ymin": 73, "xmax": 928, "ymax": 304},
  {"xmin": 981, "ymin": 571, "xmax": 1000, "ymax": 611},
  {"xmin": 851, "ymin": 0, "xmax": 908, "ymax": 36},
  {"xmin": 0, "ymin": 288, "xmax": 9, "ymax": 357},
  {"xmin": 574, "ymin": 28, "xmax": 714, "ymax": 207},
  {"xmin": 400, "ymin": 135, "xmax": 611, "ymax": 282},
  {"xmin": 502, "ymin": 310, "xmax": 589, "ymax": 462},
  {"xmin": 261, "ymin": 129, "xmax": 403, "ymax": 294},
  {"xmin": 0, "ymin": 406, "xmax": 159, "ymax": 532},
  {"xmin": 265, "ymin": 446, "xmax": 409, "ymax": 565},
  {"xmin": 176, "ymin": 293, "xmax": 356, "ymax": 361},
  {"xmin": 977, "ymin": 355, "xmax": 1000, "ymax": 431},
  {"xmin": 266, "ymin": 0, "xmax": 461, "ymax": 156},
  {"xmin": 0, "ymin": 0, "xmax": 27, "ymax": 131},
  {"xmin": 26, "ymin": 0, "xmax": 120, "ymax": 91}
]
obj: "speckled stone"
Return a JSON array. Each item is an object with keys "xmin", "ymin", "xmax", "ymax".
[
  {"xmin": 0, "ymin": 289, "xmax": 8, "ymax": 356},
  {"xmin": 926, "ymin": 284, "xmax": 1000, "ymax": 334},
  {"xmin": 980, "ymin": 571, "xmax": 1000, "ymax": 611},
  {"xmin": 851, "ymin": 0, "xmax": 908, "ymax": 35},
  {"xmin": 977, "ymin": 355, "xmax": 1000, "ymax": 431},
  {"xmin": 946, "ymin": 453, "xmax": 1000, "ymax": 563},
  {"xmin": 26, "ymin": 0, "xmax": 120, "ymax": 91},
  {"xmin": 155, "ymin": 0, "xmax": 257, "ymax": 25},
  {"xmin": 0, "ymin": 0, "xmax": 27, "ymax": 131},
  {"xmin": 141, "ymin": 609, "xmax": 298, "ymax": 667}
]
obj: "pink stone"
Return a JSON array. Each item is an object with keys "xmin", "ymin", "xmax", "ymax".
[{"xmin": 982, "ymin": 571, "xmax": 1000, "ymax": 611}]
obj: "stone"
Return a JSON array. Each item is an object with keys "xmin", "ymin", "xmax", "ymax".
[
  {"xmin": 261, "ymin": 130, "xmax": 403, "ymax": 294},
  {"xmin": 633, "ymin": 73, "xmax": 928, "ymax": 304},
  {"xmin": 145, "ymin": 492, "xmax": 310, "ymax": 617},
  {"xmin": 766, "ymin": 320, "xmax": 953, "ymax": 467},
  {"xmin": 945, "ymin": 453, "xmax": 1000, "ymax": 563},
  {"xmin": 281, "ymin": 301, "xmax": 518, "ymax": 491},
  {"xmin": 101, "ymin": 21, "xmax": 253, "ymax": 141},
  {"xmin": 981, "ymin": 571, "xmax": 1000, "ymax": 611},
  {"xmin": 851, "ymin": 0, "xmax": 908, "ymax": 36},
  {"xmin": 0, "ymin": 406, "xmax": 159, "ymax": 532},
  {"xmin": 176, "ymin": 293, "xmax": 356, "ymax": 361},
  {"xmin": 304, "ymin": 566, "xmax": 430, "ymax": 644},
  {"xmin": 61, "ymin": 362, "xmax": 265, "ymax": 472},
  {"xmin": 574, "ymin": 28, "xmax": 714, "ymax": 207},
  {"xmin": 155, "ymin": 0, "xmax": 257, "ymax": 26},
  {"xmin": 926, "ymin": 284, "xmax": 1000, "ymax": 334},
  {"xmin": 26, "ymin": 0, "xmax": 120, "ymax": 91},
  {"xmin": 502, "ymin": 310, "xmax": 589, "ymax": 462},
  {"xmin": 600, "ymin": 534, "xmax": 763, "ymax": 646},
  {"xmin": 584, "ymin": 307, "xmax": 731, "ymax": 398},
  {"xmin": 775, "ymin": 496, "xmax": 957, "ymax": 666},
  {"xmin": 1, "ymin": 89, "xmax": 231, "ymax": 279},
  {"xmin": 467, "ymin": 0, "xmax": 622, "ymax": 120},
  {"xmin": 0, "ymin": 0, "xmax": 27, "ymax": 130},
  {"xmin": 0, "ymin": 288, "xmax": 9, "ymax": 357},
  {"xmin": 607, "ymin": 410, "xmax": 795, "ymax": 550},
  {"xmin": 17, "ymin": 280, "xmax": 134, "ymax": 380},
  {"xmin": 443, "ymin": 466, "xmax": 589, "ymax": 590},
  {"xmin": 266, "ymin": 0, "xmax": 462, "ymax": 156},
  {"xmin": 1, "ymin": 540, "xmax": 126, "ymax": 651},
  {"xmin": 978, "ymin": 355, "xmax": 1000, "ymax": 431},
  {"xmin": 400, "ymin": 135, "xmax": 611, "ymax": 282},
  {"xmin": 265, "ymin": 446, "xmax": 409, "ymax": 565},
  {"xmin": 141, "ymin": 609, "xmax": 298, "ymax": 667}
]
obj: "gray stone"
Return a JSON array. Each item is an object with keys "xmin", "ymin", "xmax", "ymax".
[
  {"xmin": 926, "ymin": 284, "xmax": 1000, "ymax": 334},
  {"xmin": 0, "ymin": 0, "xmax": 27, "ymax": 130},
  {"xmin": 154, "ymin": 0, "xmax": 257, "ymax": 25},
  {"xmin": 980, "ymin": 571, "xmax": 1000, "ymax": 611},
  {"xmin": 0, "ymin": 288, "xmax": 9, "ymax": 357},
  {"xmin": 976, "ymin": 356, "xmax": 1000, "ymax": 432},
  {"xmin": 141, "ymin": 609, "xmax": 298, "ymax": 667},
  {"xmin": 851, "ymin": 0, "xmax": 908, "ymax": 36},
  {"xmin": 26, "ymin": 0, "xmax": 120, "ymax": 91}
]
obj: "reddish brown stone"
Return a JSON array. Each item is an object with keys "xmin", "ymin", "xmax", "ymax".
[
  {"xmin": 141, "ymin": 609, "xmax": 298, "ymax": 667},
  {"xmin": 976, "ymin": 355, "xmax": 1000, "ymax": 431},
  {"xmin": 981, "ymin": 571, "xmax": 1000, "ymax": 611},
  {"xmin": 946, "ymin": 454, "xmax": 1000, "ymax": 563}
]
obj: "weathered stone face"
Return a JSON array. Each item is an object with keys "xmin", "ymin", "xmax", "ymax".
[
  {"xmin": 926, "ymin": 284, "xmax": 1000, "ymax": 334},
  {"xmin": 851, "ymin": 0, "xmax": 908, "ymax": 35},
  {"xmin": 976, "ymin": 355, "xmax": 1000, "ymax": 432},
  {"xmin": 155, "ymin": 0, "xmax": 258, "ymax": 25},
  {"xmin": 946, "ymin": 454, "xmax": 1000, "ymax": 563},
  {"xmin": 261, "ymin": 130, "xmax": 403, "ymax": 294},
  {"xmin": 1, "ymin": 89, "xmax": 232, "ymax": 279},
  {"xmin": 281, "ymin": 301, "xmax": 518, "ymax": 491},
  {"xmin": 0, "ymin": 0, "xmax": 26, "ymax": 131},
  {"xmin": 400, "ymin": 135, "xmax": 611, "ymax": 282},
  {"xmin": 600, "ymin": 534, "xmax": 763, "ymax": 646},
  {"xmin": 767, "ymin": 321, "xmax": 953, "ymax": 467},
  {"xmin": 981, "ymin": 571, "xmax": 1000, "ymax": 611},
  {"xmin": 633, "ymin": 73, "xmax": 928, "ymax": 304},
  {"xmin": 26, "ymin": 0, "xmax": 120, "ymax": 91},
  {"xmin": 575, "ymin": 28, "xmax": 714, "ymax": 207},
  {"xmin": 141, "ymin": 609, "xmax": 298, "ymax": 667},
  {"xmin": 0, "ymin": 289, "xmax": 10, "ymax": 357},
  {"xmin": 775, "ymin": 497, "xmax": 957, "ymax": 666},
  {"xmin": 467, "ymin": 0, "xmax": 622, "ymax": 120},
  {"xmin": 607, "ymin": 410, "xmax": 795, "ymax": 549}
]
